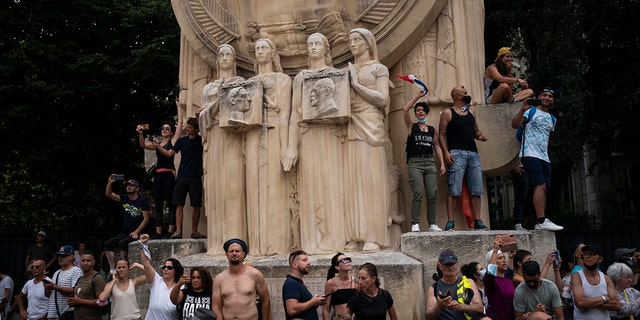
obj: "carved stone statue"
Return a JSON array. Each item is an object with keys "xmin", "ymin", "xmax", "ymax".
[
  {"xmin": 196, "ymin": 44, "xmax": 247, "ymax": 255},
  {"xmin": 284, "ymin": 33, "xmax": 349, "ymax": 254},
  {"xmin": 245, "ymin": 38, "xmax": 292, "ymax": 255},
  {"xmin": 345, "ymin": 28, "xmax": 390, "ymax": 253}
]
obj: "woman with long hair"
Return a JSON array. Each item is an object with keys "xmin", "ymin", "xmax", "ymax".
[
  {"xmin": 323, "ymin": 253, "xmax": 357, "ymax": 320},
  {"xmin": 170, "ymin": 266, "xmax": 213, "ymax": 320},
  {"xmin": 139, "ymin": 234, "xmax": 183, "ymax": 319},
  {"xmin": 461, "ymin": 261, "xmax": 488, "ymax": 311},
  {"xmin": 484, "ymin": 47, "xmax": 533, "ymax": 104},
  {"xmin": 137, "ymin": 98, "xmax": 183, "ymax": 239},
  {"xmin": 98, "ymin": 257, "xmax": 146, "ymax": 320}
]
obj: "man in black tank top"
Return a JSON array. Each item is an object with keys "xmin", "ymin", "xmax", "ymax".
[{"xmin": 438, "ymin": 85, "xmax": 489, "ymax": 231}]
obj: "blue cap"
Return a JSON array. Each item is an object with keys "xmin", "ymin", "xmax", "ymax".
[{"xmin": 56, "ymin": 245, "xmax": 74, "ymax": 256}]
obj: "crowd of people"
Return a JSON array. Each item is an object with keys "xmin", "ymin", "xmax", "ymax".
[{"xmin": 5, "ymin": 233, "xmax": 640, "ymax": 319}]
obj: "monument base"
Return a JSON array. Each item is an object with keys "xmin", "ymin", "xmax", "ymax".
[{"xmin": 128, "ymin": 230, "xmax": 557, "ymax": 320}]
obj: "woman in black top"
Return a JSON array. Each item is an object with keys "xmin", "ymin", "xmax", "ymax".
[
  {"xmin": 136, "ymin": 98, "xmax": 183, "ymax": 239},
  {"xmin": 347, "ymin": 263, "xmax": 397, "ymax": 320},
  {"xmin": 402, "ymin": 91, "xmax": 446, "ymax": 232},
  {"xmin": 323, "ymin": 252, "xmax": 358, "ymax": 320}
]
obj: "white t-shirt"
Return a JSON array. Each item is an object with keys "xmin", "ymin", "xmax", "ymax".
[
  {"xmin": 145, "ymin": 272, "xmax": 178, "ymax": 320},
  {"xmin": 0, "ymin": 275, "xmax": 15, "ymax": 317},
  {"xmin": 21, "ymin": 278, "xmax": 50, "ymax": 320}
]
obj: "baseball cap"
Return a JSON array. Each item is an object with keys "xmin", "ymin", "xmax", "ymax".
[
  {"xmin": 614, "ymin": 248, "xmax": 636, "ymax": 261},
  {"xmin": 497, "ymin": 47, "xmax": 512, "ymax": 56},
  {"xmin": 56, "ymin": 245, "xmax": 74, "ymax": 256},
  {"xmin": 37, "ymin": 231, "xmax": 47, "ymax": 237},
  {"xmin": 124, "ymin": 179, "xmax": 140, "ymax": 187},
  {"xmin": 582, "ymin": 243, "xmax": 604, "ymax": 256},
  {"xmin": 439, "ymin": 249, "xmax": 458, "ymax": 265}
]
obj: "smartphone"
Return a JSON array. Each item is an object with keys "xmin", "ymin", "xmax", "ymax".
[
  {"xmin": 113, "ymin": 174, "xmax": 125, "ymax": 181},
  {"xmin": 141, "ymin": 124, "xmax": 150, "ymax": 131},
  {"xmin": 553, "ymin": 250, "xmax": 560, "ymax": 267},
  {"xmin": 42, "ymin": 279, "xmax": 50, "ymax": 284},
  {"xmin": 324, "ymin": 292, "xmax": 333, "ymax": 297},
  {"xmin": 438, "ymin": 289, "xmax": 451, "ymax": 299},
  {"xmin": 526, "ymin": 99, "xmax": 541, "ymax": 106},
  {"xmin": 498, "ymin": 234, "xmax": 518, "ymax": 252}
]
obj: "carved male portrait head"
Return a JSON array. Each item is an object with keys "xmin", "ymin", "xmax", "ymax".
[
  {"xmin": 310, "ymin": 78, "xmax": 337, "ymax": 118},
  {"xmin": 228, "ymin": 87, "xmax": 252, "ymax": 113}
]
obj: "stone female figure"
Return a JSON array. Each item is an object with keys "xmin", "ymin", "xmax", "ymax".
[
  {"xmin": 345, "ymin": 28, "xmax": 390, "ymax": 253},
  {"xmin": 284, "ymin": 32, "xmax": 347, "ymax": 254},
  {"xmin": 246, "ymin": 38, "xmax": 292, "ymax": 255},
  {"xmin": 196, "ymin": 44, "xmax": 246, "ymax": 255}
]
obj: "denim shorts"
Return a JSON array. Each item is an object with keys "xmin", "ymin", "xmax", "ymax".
[
  {"xmin": 521, "ymin": 157, "xmax": 551, "ymax": 188},
  {"xmin": 446, "ymin": 149, "xmax": 483, "ymax": 196}
]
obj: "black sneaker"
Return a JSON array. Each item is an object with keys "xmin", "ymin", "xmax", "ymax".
[
  {"xmin": 474, "ymin": 219, "xmax": 489, "ymax": 230},
  {"xmin": 150, "ymin": 233, "xmax": 163, "ymax": 240}
]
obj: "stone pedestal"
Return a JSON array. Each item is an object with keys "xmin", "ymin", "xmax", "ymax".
[{"xmin": 129, "ymin": 229, "xmax": 557, "ymax": 320}]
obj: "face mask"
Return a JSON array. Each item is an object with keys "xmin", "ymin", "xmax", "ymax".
[
  {"xmin": 584, "ymin": 263, "xmax": 599, "ymax": 271},
  {"xmin": 462, "ymin": 95, "xmax": 472, "ymax": 104},
  {"xmin": 478, "ymin": 268, "xmax": 486, "ymax": 280},
  {"xmin": 416, "ymin": 117, "xmax": 427, "ymax": 123}
]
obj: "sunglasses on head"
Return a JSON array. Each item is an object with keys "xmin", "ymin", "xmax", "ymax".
[
  {"xmin": 339, "ymin": 257, "xmax": 352, "ymax": 264},
  {"xmin": 161, "ymin": 265, "xmax": 174, "ymax": 270}
]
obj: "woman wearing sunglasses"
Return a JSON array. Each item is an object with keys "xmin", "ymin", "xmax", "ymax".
[
  {"xmin": 136, "ymin": 97, "xmax": 183, "ymax": 239},
  {"xmin": 98, "ymin": 257, "xmax": 146, "ymax": 320},
  {"xmin": 139, "ymin": 234, "xmax": 184, "ymax": 319},
  {"xmin": 323, "ymin": 253, "xmax": 358, "ymax": 320}
]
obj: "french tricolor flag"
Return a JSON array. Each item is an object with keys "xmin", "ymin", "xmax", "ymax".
[{"xmin": 396, "ymin": 74, "xmax": 428, "ymax": 96}]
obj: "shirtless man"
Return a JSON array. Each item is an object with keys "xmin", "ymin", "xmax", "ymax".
[{"xmin": 212, "ymin": 238, "xmax": 271, "ymax": 320}]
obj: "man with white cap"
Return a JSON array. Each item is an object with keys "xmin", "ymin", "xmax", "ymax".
[
  {"xmin": 212, "ymin": 238, "xmax": 271, "ymax": 320},
  {"xmin": 25, "ymin": 231, "xmax": 56, "ymax": 278},
  {"xmin": 104, "ymin": 175, "xmax": 150, "ymax": 274}
]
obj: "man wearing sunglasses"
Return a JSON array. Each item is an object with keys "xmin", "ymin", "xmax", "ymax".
[
  {"xmin": 43, "ymin": 245, "xmax": 82, "ymax": 320},
  {"xmin": 514, "ymin": 261, "xmax": 564, "ymax": 320},
  {"xmin": 16, "ymin": 259, "xmax": 51, "ymax": 320}
]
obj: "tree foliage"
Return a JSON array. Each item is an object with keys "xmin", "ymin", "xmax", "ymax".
[
  {"xmin": 485, "ymin": 0, "xmax": 640, "ymax": 219},
  {"xmin": 0, "ymin": 0, "xmax": 180, "ymax": 235}
]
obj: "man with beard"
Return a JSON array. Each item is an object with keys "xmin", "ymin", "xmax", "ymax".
[
  {"xmin": 104, "ymin": 177, "xmax": 150, "ymax": 273},
  {"xmin": 212, "ymin": 238, "xmax": 271, "ymax": 320},
  {"xmin": 438, "ymin": 85, "xmax": 489, "ymax": 231},
  {"xmin": 571, "ymin": 244, "xmax": 620, "ymax": 319},
  {"xmin": 282, "ymin": 250, "xmax": 326, "ymax": 320},
  {"xmin": 68, "ymin": 251, "xmax": 105, "ymax": 320}
]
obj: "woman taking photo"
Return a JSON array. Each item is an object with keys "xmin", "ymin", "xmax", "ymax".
[
  {"xmin": 323, "ymin": 253, "xmax": 358, "ymax": 320},
  {"xmin": 347, "ymin": 263, "xmax": 397, "ymax": 320},
  {"xmin": 483, "ymin": 236, "xmax": 515, "ymax": 320},
  {"xmin": 170, "ymin": 266, "xmax": 213, "ymax": 320},
  {"xmin": 98, "ymin": 257, "xmax": 146, "ymax": 320}
]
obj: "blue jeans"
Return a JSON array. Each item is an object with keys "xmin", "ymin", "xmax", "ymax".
[
  {"xmin": 408, "ymin": 157, "xmax": 438, "ymax": 225},
  {"xmin": 446, "ymin": 149, "xmax": 483, "ymax": 196}
]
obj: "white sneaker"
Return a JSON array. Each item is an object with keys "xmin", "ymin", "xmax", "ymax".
[
  {"xmin": 429, "ymin": 224, "xmax": 443, "ymax": 232},
  {"xmin": 514, "ymin": 223, "xmax": 527, "ymax": 231},
  {"xmin": 535, "ymin": 219, "xmax": 564, "ymax": 231},
  {"xmin": 411, "ymin": 224, "xmax": 420, "ymax": 232}
]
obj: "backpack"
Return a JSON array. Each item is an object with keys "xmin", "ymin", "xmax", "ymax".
[
  {"xmin": 515, "ymin": 107, "xmax": 536, "ymax": 143},
  {"xmin": 515, "ymin": 107, "xmax": 556, "ymax": 143},
  {"xmin": 90, "ymin": 273, "xmax": 111, "ymax": 315}
]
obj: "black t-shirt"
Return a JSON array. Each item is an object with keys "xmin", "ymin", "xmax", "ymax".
[{"xmin": 347, "ymin": 289, "xmax": 392, "ymax": 320}]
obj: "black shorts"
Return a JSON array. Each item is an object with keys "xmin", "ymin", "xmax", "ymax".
[{"xmin": 172, "ymin": 176, "xmax": 203, "ymax": 207}]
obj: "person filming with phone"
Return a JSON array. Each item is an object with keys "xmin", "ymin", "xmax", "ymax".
[
  {"xmin": 103, "ymin": 176, "xmax": 150, "ymax": 275},
  {"xmin": 511, "ymin": 88, "xmax": 563, "ymax": 231}
]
